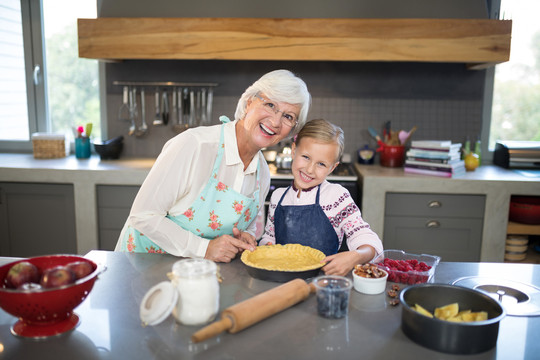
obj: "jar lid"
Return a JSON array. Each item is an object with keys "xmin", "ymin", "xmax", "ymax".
[
  {"xmin": 139, "ymin": 281, "xmax": 178, "ymax": 326},
  {"xmin": 172, "ymin": 258, "xmax": 217, "ymax": 279}
]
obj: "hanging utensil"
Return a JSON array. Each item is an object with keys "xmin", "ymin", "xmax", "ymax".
[
  {"xmin": 173, "ymin": 87, "xmax": 188, "ymax": 133},
  {"xmin": 153, "ymin": 88, "xmax": 163, "ymax": 126},
  {"xmin": 200, "ymin": 88, "xmax": 207, "ymax": 126},
  {"xmin": 183, "ymin": 88, "xmax": 190, "ymax": 126},
  {"xmin": 118, "ymin": 86, "xmax": 130, "ymax": 122},
  {"xmin": 162, "ymin": 89, "xmax": 169, "ymax": 126},
  {"xmin": 136, "ymin": 88, "xmax": 148, "ymax": 137},
  {"xmin": 128, "ymin": 87, "xmax": 138, "ymax": 136},
  {"xmin": 177, "ymin": 87, "xmax": 183, "ymax": 125},
  {"xmin": 189, "ymin": 90, "xmax": 195, "ymax": 127},
  {"xmin": 170, "ymin": 88, "xmax": 177, "ymax": 127},
  {"xmin": 206, "ymin": 87, "xmax": 213, "ymax": 124}
]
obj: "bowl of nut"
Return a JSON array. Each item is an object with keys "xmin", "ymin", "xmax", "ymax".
[
  {"xmin": 0, "ymin": 254, "xmax": 105, "ymax": 338},
  {"xmin": 352, "ymin": 263, "xmax": 388, "ymax": 295}
]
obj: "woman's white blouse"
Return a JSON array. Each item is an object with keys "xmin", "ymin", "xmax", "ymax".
[{"xmin": 116, "ymin": 120, "xmax": 270, "ymax": 258}]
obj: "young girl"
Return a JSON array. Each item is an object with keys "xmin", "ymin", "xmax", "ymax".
[{"xmin": 259, "ymin": 119, "xmax": 383, "ymax": 276}]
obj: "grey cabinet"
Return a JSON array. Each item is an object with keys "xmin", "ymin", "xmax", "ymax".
[
  {"xmin": 383, "ymin": 193, "xmax": 485, "ymax": 262},
  {"xmin": 0, "ymin": 182, "xmax": 76, "ymax": 257},
  {"xmin": 96, "ymin": 185, "xmax": 139, "ymax": 250}
]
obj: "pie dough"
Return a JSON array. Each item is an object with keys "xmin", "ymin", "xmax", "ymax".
[{"xmin": 241, "ymin": 244, "xmax": 326, "ymax": 272}]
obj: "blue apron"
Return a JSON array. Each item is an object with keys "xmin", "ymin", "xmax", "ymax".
[
  {"xmin": 274, "ymin": 185, "xmax": 339, "ymax": 256},
  {"xmin": 119, "ymin": 116, "xmax": 260, "ymax": 254}
]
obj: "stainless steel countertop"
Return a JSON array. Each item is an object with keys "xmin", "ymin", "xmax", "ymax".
[{"xmin": 1, "ymin": 251, "xmax": 539, "ymax": 359}]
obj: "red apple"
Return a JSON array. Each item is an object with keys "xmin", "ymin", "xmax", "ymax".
[
  {"xmin": 40, "ymin": 266, "xmax": 76, "ymax": 289},
  {"xmin": 66, "ymin": 261, "xmax": 94, "ymax": 280},
  {"xmin": 5, "ymin": 261, "xmax": 40, "ymax": 289}
]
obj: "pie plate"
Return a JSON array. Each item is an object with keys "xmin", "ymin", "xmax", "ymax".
[{"xmin": 241, "ymin": 244, "xmax": 326, "ymax": 283}]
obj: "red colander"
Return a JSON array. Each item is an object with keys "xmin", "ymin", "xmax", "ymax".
[{"xmin": 0, "ymin": 254, "xmax": 104, "ymax": 338}]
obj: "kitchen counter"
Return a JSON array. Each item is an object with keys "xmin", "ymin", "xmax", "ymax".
[
  {"xmin": 0, "ymin": 250, "xmax": 539, "ymax": 359},
  {"xmin": 1, "ymin": 153, "xmax": 539, "ymax": 258},
  {"xmin": 0, "ymin": 154, "xmax": 356, "ymax": 255},
  {"xmin": 354, "ymin": 164, "xmax": 540, "ymax": 262}
]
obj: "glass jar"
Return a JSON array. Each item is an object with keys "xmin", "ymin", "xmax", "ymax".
[{"xmin": 169, "ymin": 259, "xmax": 220, "ymax": 326}]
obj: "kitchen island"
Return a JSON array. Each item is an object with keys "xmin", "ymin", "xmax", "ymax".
[{"xmin": 0, "ymin": 250, "xmax": 539, "ymax": 359}]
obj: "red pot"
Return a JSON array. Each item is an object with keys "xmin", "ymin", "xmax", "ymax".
[
  {"xmin": 379, "ymin": 145, "xmax": 405, "ymax": 167},
  {"xmin": 509, "ymin": 196, "xmax": 540, "ymax": 225}
]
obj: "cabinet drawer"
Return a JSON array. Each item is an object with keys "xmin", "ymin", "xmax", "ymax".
[
  {"xmin": 97, "ymin": 185, "xmax": 139, "ymax": 207},
  {"xmin": 383, "ymin": 216, "xmax": 482, "ymax": 262},
  {"xmin": 385, "ymin": 193, "xmax": 485, "ymax": 218}
]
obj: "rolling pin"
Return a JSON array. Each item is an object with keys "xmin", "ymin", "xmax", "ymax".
[{"xmin": 191, "ymin": 278, "xmax": 316, "ymax": 343}]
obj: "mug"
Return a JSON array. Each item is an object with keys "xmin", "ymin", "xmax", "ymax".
[{"xmin": 75, "ymin": 137, "xmax": 91, "ymax": 159}]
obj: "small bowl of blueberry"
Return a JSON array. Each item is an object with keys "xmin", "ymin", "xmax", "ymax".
[{"xmin": 312, "ymin": 275, "xmax": 352, "ymax": 319}]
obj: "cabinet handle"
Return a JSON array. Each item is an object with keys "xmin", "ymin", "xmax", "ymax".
[
  {"xmin": 428, "ymin": 201, "xmax": 442, "ymax": 208},
  {"xmin": 426, "ymin": 220, "xmax": 440, "ymax": 228}
]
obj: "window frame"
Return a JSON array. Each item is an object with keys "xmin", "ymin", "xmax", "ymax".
[{"xmin": 0, "ymin": 0, "xmax": 106, "ymax": 152}]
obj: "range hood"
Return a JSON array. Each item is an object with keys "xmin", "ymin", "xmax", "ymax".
[{"xmin": 77, "ymin": 17, "xmax": 511, "ymax": 69}]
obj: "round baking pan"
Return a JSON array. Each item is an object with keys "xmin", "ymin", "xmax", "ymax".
[
  {"xmin": 243, "ymin": 263, "xmax": 323, "ymax": 283},
  {"xmin": 399, "ymin": 283, "xmax": 505, "ymax": 355}
]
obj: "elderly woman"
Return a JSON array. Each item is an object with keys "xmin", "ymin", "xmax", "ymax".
[{"xmin": 115, "ymin": 70, "xmax": 311, "ymax": 262}]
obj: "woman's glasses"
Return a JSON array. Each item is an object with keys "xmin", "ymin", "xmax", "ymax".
[{"xmin": 254, "ymin": 93, "xmax": 298, "ymax": 128}]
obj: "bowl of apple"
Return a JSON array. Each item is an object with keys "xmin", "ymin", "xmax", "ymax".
[{"xmin": 0, "ymin": 254, "xmax": 105, "ymax": 338}]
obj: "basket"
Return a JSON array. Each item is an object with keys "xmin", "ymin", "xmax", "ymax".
[{"xmin": 31, "ymin": 133, "xmax": 68, "ymax": 159}]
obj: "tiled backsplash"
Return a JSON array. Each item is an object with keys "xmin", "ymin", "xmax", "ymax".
[{"xmin": 105, "ymin": 61, "xmax": 484, "ymax": 160}]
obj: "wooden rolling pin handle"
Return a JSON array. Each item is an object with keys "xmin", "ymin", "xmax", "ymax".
[{"xmin": 191, "ymin": 315, "xmax": 233, "ymax": 344}]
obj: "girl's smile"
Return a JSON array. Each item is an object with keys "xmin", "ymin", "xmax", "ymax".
[{"xmin": 291, "ymin": 137, "xmax": 340, "ymax": 191}]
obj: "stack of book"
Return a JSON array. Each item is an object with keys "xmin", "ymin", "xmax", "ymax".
[{"xmin": 404, "ymin": 140, "xmax": 465, "ymax": 178}]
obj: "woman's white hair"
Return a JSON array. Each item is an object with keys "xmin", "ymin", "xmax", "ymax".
[{"xmin": 234, "ymin": 69, "xmax": 311, "ymax": 136}]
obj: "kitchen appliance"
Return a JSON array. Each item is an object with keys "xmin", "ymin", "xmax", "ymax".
[{"xmin": 493, "ymin": 140, "xmax": 540, "ymax": 169}]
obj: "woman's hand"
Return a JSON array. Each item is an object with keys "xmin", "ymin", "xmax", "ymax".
[
  {"xmin": 205, "ymin": 234, "xmax": 255, "ymax": 263},
  {"xmin": 321, "ymin": 251, "xmax": 362, "ymax": 277},
  {"xmin": 232, "ymin": 227, "xmax": 257, "ymax": 248}
]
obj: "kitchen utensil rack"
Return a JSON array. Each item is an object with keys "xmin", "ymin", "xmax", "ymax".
[
  {"xmin": 112, "ymin": 81, "xmax": 218, "ymax": 88},
  {"xmin": 113, "ymin": 81, "xmax": 218, "ymax": 136}
]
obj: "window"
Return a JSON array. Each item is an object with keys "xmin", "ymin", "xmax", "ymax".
[
  {"xmin": 489, "ymin": 0, "xmax": 540, "ymax": 149},
  {"xmin": 0, "ymin": 0, "xmax": 99, "ymax": 150}
]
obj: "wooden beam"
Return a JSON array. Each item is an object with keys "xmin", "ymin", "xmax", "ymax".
[{"xmin": 78, "ymin": 18, "xmax": 512, "ymax": 68}]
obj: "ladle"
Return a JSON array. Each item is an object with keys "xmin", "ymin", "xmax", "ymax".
[
  {"xmin": 128, "ymin": 87, "xmax": 137, "ymax": 136},
  {"xmin": 153, "ymin": 88, "xmax": 163, "ymax": 126},
  {"xmin": 136, "ymin": 88, "xmax": 148, "ymax": 136}
]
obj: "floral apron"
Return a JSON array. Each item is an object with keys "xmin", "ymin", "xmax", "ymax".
[
  {"xmin": 274, "ymin": 185, "xmax": 339, "ymax": 256},
  {"xmin": 120, "ymin": 116, "xmax": 261, "ymax": 254}
]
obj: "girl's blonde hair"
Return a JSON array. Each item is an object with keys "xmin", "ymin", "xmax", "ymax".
[{"xmin": 295, "ymin": 119, "xmax": 344, "ymax": 162}]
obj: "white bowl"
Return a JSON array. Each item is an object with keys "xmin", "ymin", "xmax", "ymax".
[{"xmin": 352, "ymin": 268, "xmax": 388, "ymax": 295}]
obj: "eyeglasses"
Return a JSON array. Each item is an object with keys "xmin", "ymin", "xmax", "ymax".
[{"xmin": 254, "ymin": 93, "xmax": 298, "ymax": 128}]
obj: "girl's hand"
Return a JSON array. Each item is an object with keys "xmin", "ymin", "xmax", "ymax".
[{"xmin": 321, "ymin": 251, "xmax": 363, "ymax": 277}]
